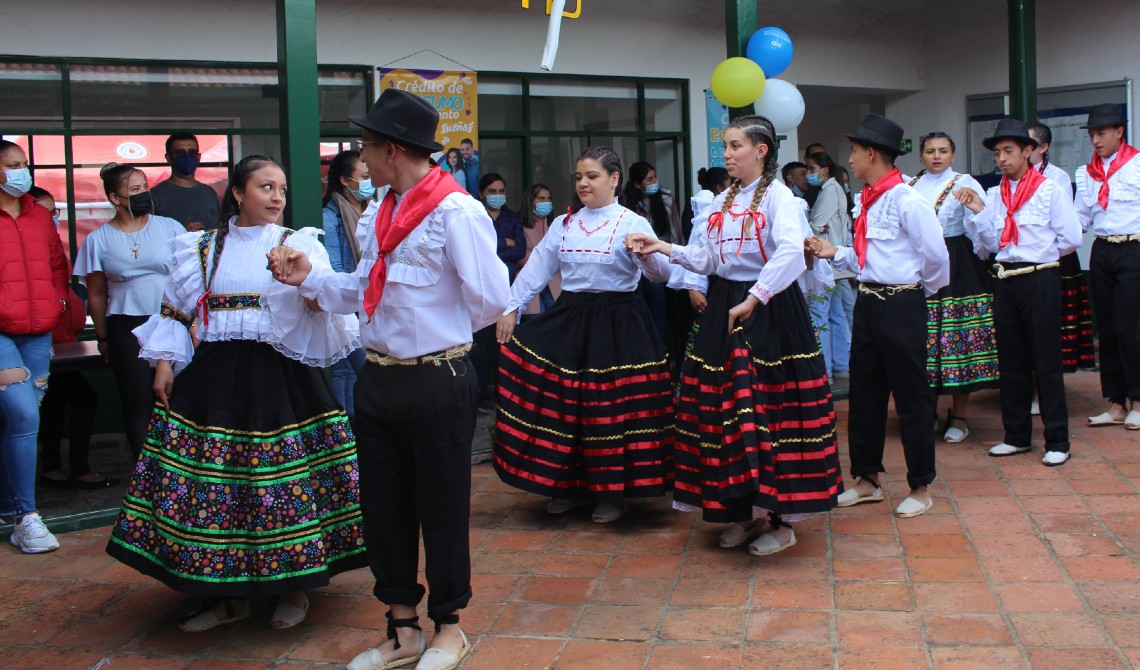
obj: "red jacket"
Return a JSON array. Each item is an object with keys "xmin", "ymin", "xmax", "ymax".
[
  {"xmin": 0, "ymin": 195, "xmax": 70, "ymax": 335},
  {"xmin": 52, "ymin": 288, "xmax": 87, "ymax": 344}
]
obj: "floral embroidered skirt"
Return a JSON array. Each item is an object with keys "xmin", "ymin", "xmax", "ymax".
[
  {"xmin": 672, "ymin": 277, "xmax": 842, "ymax": 524},
  {"xmin": 926, "ymin": 235, "xmax": 1001, "ymax": 394},
  {"xmin": 106, "ymin": 340, "xmax": 367, "ymax": 598},
  {"xmin": 1059, "ymin": 251, "xmax": 1096, "ymax": 372},
  {"xmin": 494, "ymin": 291, "xmax": 674, "ymax": 504}
]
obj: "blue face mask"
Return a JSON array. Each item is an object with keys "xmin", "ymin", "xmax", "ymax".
[
  {"xmin": 171, "ymin": 154, "xmax": 200, "ymax": 177},
  {"xmin": 644, "ymin": 182, "xmax": 661, "ymax": 195},
  {"xmin": 791, "ymin": 185, "xmax": 804, "ymax": 197},
  {"xmin": 486, "ymin": 194, "xmax": 507, "ymax": 210},
  {"xmin": 844, "ymin": 183, "xmax": 851, "ymax": 194},
  {"xmin": 806, "ymin": 172, "xmax": 824, "ymax": 187},
  {"xmin": 52, "ymin": 215, "xmax": 60, "ymax": 228},
  {"xmin": 351, "ymin": 178, "xmax": 377, "ymax": 202},
  {"xmin": 534, "ymin": 202, "xmax": 553, "ymax": 217},
  {"xmin": 1, "ymin": 167, "xmax": 32, "ymax": 197}
]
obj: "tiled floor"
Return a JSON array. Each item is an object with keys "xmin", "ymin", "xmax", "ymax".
[{"xmin": 2, "ymin": 370, "xmax": 1139, "ymax": 669}]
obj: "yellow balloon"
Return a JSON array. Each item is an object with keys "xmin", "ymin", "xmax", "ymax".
[{"xmin": 710, "ymin": 57, "xmax": 767, "ymax": 108}]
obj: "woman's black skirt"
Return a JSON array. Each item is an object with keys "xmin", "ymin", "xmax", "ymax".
[
  {"xmin": 107, "ymin": 340, "xmax": 367, "ymax": 598},
  {"xmin": 672, "ymin": 277, "xmax": 842, "ymax": 523},
  {"xmin": 926, "ymin": 235, "xmax": 1000, "ymax": 394},
  {"xmin": 494, "ymin": 291, "xmax": 674, "ymax": 503}
]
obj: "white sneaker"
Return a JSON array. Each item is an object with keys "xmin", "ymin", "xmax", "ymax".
[
  {"xmin": 591, "ymin": 502, "xmax": 627, "ymax": 523},
  {"xmin": 9, "ymin": 512, "xmax": 59, "ymax": 554},
  {"xmin": 1030, "ymin": 401, "xmax": 1040, "ymax": 416},
  {"xmin": 989, "ymin": 443, "xmax": 1031, "ymax": 457},
  {"xmin": 1042, "ymin": 451, "xmax": 1071, "ymax": 467}
]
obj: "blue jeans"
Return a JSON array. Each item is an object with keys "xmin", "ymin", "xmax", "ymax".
[
  {"xmin": 330, "ymin": 347, "xmax": 366, "ymax": 418},
  {"xmin": 809, "ymin": 286, "xmax": 852, "ymax": 377},
  {"xmin": 839, "ymin": 278, "xmax": 856, "ymax": 336},
  {"xmin": 0, "ymin": 332, "xmax": 52, "ymax": 516}
]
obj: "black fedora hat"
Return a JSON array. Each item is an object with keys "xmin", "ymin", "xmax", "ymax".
[
  {"xmin": 349, "ymin": 88, "xmax": 444, "ymax": 153},
  {"xmin": 845, "ymin": 114, "xmax": 908, "ymax": 156},
  {"xmin": 1081, "ymin": 103, "xmax": 1126, "ymax": 130},
  {"xmin": 982, "ymin": 117, "xmax": 1038, "ymax": 150}
]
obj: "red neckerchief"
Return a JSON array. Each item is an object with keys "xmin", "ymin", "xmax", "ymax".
[
  {"xmin": 707, "ymin": 203, "xmax": 767, "ymax": 263},
  {"xmin": 1087, "ymin": 144, "xmax": 1140, "ymax": 210},
  {"xmin": 852, "ymin": 167, "xmax": 904, "ymax": 268},
  {"xmin": 362, "ymin": 167, "xmax": 466, "ymax": 318},
  {"xmin": 998, "ymin": 167, "xmax": 1047, "ymax": 250}
]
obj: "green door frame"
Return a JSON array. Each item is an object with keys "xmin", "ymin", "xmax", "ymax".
[
  {"xmin": 276, "ymin": 0, "xmax": 322, "ymax": 230},
  {"xmin": 724, "ymin": 0, "xmax": 757, "ymax": 117},
  {"xmin": 1007, "ymin": 0, "xmax": 1038, "ymax": 122}
]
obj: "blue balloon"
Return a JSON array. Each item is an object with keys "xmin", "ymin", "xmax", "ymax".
[{"xmin": 746, "ymin": 26, "xmax": 794, "ymax": 78}]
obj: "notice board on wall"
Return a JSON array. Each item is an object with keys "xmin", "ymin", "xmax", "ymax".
[{"xmin": 966, "ymin": 80, "xmax": 1132, "ymax": 182}]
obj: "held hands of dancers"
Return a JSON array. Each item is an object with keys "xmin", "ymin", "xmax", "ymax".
[
  {"xmin": 805, "ymin": 236, "xmax": 837, "ymax": 259},
  {"xmin": 266, "ymin": 246, "xmax": 312, "ymax": 286},
  {"xmin": 953, "ymin": 187, "xmax": 985, "ymax": 214},
  {"xmin": 624, "ymin": 232, "xmax": 672, "ymax": 257},
  {"xmin": 496, "ymin": 312, "xmax": 517, "ymax": 344}
]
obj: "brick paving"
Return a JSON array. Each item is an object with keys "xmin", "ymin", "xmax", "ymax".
[{"xmin": 2, "ymin": 370, "xmax": 1140, "ymax": 669}]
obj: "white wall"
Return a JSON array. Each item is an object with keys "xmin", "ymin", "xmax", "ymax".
[{"xmin": 5, "ymin": 0, "xmax": 1140, "ymax": 193}]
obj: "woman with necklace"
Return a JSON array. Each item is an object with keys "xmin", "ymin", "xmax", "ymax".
[
  {"xmin": 908, "ymin": 133, "xmax": 999, "ymax": 444},
  {"xmin": 75, "ymin": 163, "xmax": 185, "ymax": 461},
  {"xmin": 627, "ymin": 115, "xmax": 841, "ymax": 555},
  {"xmin": 493, "ymin": 146, "xmax": 675, "ymax": 524},
  {"xmin": 106, "ymin": 155, "xmax": 366, "ymax": 633}
]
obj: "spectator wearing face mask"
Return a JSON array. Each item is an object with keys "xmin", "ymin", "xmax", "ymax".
[
  {"xmin": 151, "ymin": 132, "xmax": 221, "ymax": 231},
  {"xmin": 321, "ymin": 149, "xmax": 372, "ymax": 420},
  {"xmin": 74, "ymin": 163, "xmax": 185, "ymax": 459},
  {"xmin": 782, "ymin": 161, "xmax": 809, "ymax": 198}
]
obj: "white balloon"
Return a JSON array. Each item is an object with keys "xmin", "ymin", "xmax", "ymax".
[{"xmin": 754, "ymin": 79, "xmax": 805, "ymax": 133}]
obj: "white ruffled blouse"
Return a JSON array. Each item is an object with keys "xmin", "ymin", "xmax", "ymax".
[{"xmin": 134, "ymin": 220, "xmax": 360, "ymax": 373}]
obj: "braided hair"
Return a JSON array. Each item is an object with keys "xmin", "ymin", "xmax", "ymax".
[
  {"xmin": 719, "ymin": 115, "xmax": 780, "ymax": 218},
  {"xmin": 212, "ymin": 155, "xmax": 282, "ymax": 288},
  {"xmin": 1026, "ymin": 122, "xmax": 1053, "ymax": 172}
]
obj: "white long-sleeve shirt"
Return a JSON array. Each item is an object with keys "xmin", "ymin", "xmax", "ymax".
[
  {"xmin": 1074, "ymin": 151, "xmax": 1140, "ymax": 236},
  {"xmin": 506, "ymin": 202, "xmax": 672, "ymax": 314},
  {"xmin": 965, "ymin": 176, "xmax": 1082, "ymax": 264},
  {"xmin": 299, "ymin": 191, "xmax": 510, "ymax": 359},
  {"xmin": 830, "ymin": 183, "xmax": 950, "ymax": 296},
  {"xmin": 667, "ymin": 176, "xmax": 806, "ymax": 304},
  {"xmin": 135, "ymin": 221, "xmax": 360, "ymax": 372}
]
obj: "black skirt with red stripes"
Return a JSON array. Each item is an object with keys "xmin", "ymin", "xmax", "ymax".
[
  {"xmin": 672, "ymin": 277, "xmax": 842, "ymax": 524},
  {"xmin": 1059, "ymin": 251, "xmax": 1096, "ymax": 372},
  {"xmin": 493, "ymin": 290, "xmax": 674, "ymax": 503}
]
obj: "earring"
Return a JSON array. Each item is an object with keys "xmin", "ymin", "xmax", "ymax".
[{"xmin": 237, "ymin": 199, "xmax": 243, "ymax": 210}]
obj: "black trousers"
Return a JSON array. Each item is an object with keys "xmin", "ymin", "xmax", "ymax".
[
  {"xmin": 470, "ymin": 324, "xmax": 498, "ymax": 394},
  {"xmin": 354, "ymin": 354, "xmax": 477, "ymax": 624},
  {"xmin": 1090, "ymin": 239, "xmax": 1140, "ymax": 404},
  {"xmin": 848, "ymin": 285, "xmax": 936, "ymax": 489},
  {"xmin": 39, "ymin": 370, "xmax": 99, "ymax": 476},
  {"xmin": 106, "ymin": 315, "xmax": 154, "ymax": 457},
  {"xmin": 994, "ymin": 266, "xmax": 1069, "ymax": 452}
]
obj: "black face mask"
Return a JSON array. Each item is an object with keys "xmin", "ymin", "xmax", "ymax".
[{"xmin": 122, "ymin": 192, "xmax": 154, "ymax": 217}]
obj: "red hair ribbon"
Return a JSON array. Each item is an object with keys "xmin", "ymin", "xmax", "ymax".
[{"xmin": 707, "ymin": 205, "xmax": 767, "ymax": 263}]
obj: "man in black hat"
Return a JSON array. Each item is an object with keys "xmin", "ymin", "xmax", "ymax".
[
  {"xmin": 955, "ymin": 116, "xmax": 1082, "ymax": 467},
  {"xmin": 268, "ymin": 87, "xmax": 510, "ymax": 670},
  {"xmin": 807, "ymin": 113, "xmax": 949, "ymax": 519},
  {"xmin": 1074, "ymin": 103, "xmax": 1140, "ymax": 430}
]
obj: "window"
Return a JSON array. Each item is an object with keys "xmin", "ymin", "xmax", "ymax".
[
  {"xmin": 0, "ymin": 58, "xmax": 371, "ymax": 257},
  {"xmin": 478, "ymin": 74, "xmax": 691, "ymax": 219}
]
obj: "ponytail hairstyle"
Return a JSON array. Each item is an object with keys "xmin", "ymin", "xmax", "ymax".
[
  {"xmin": 99, "ymin": 162, "xmax": 142, "ymax": 201},
  {"xmin": 571, "ymin": 146, "xmax": 623, "ymax": 213},
  {"xmin": 698, "ymin": 166, "xmax": 730, "ymax": 194},
  {"xmin": 1025, "ymin": 121, "xmax": 1053, "ymax": 171},
  {"xmin": 214, "ymin": 155, "xmax": 283, "ymax": 288},
  {"xmin": 625, "ymin": 161, "xmax": 670, "ymax": 237},
  {"xmin": 323, "ymin": 149, "xmax": 361, "ymax": 207},
  {"xmin": 914, "ymin": 131, "xmax": 957, "ymax": 179},
  {"xmin": 719, "ymin": 115, "xmax": 780, "ymax": 218}
]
